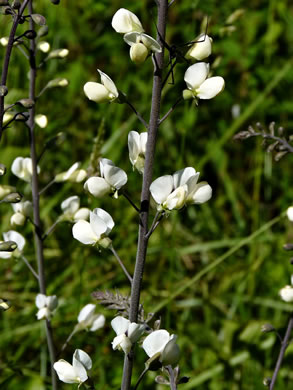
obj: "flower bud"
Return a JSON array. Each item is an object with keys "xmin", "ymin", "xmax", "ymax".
[
  {"xmin": 182, "ymin": 89, "xmax": 194, "ymax": 100},
  {"xmin": 98, "ymin": 237, "xmax": 112, "ymax": 249},
  {"xmin": 279, "ymin": 285, "xmax": 293, "ymax": 302},
  {"xmin": 0, "ymin": 163, "xmax": 6, "ymax": 176},
  {"xmin": 0, "ymin": 85, "xmax": 8, "ymax": 97},
  {"xmin": 47, "ymin": 78, "xmax": 69, "ymax": 88},
  {"xmin": 0, "ymin": 37, "xmax": 8, "ymax": 46},
  {"xmin": 0, "ymin": 185, "xmax": 15, "ymax": 200},
  {"xmin": 47, "ymin": 48, "xmax": 69, "ymax": 59},
  {"xmin": 10, "ymin": 212, "xmax": 26, "ymax": 226},
  {"xmin": 37, "ymin": 26, "xmax": 49, "ymax": 38},
  {"xmin": 0, "ymin": 241, "xmax": 17, "ymax": 252},
  {"xmin": 37, "ymin": 41, "xmax": 50, "ymax": 53},
  {"xmin": 287, "ymin": 206, "xmax": 293, "ymax": 222},
  {"xmin": 261, "ymin": 323, "xmax": 275, "ymax": 333},
  {"xmin": 0, "ymin": 298, "xmax": 11, "ymax": 311},
  {"xmin": 15, "ymin": 112, "xmax": 29, "ymax": 122},
  {"xmin": 17, "ymin": 98, "xmax": 35, "ymax": 108},
  {"xmin": 31, "ymin": 14, "xmax": 47, "ymax": 26},
  {"xmin": 130, "ymin": 43, "xmax": 148, "ymax": 64},
  {"xmin": 1, "ymin": 192, "xmax": 22, "ymax": 203},
  {"xmin": 35, "ymin": 114, "xmax": 47, "ymax": 128},
  {"xmin": 185, "ymin": 34, "xmax": 213, "ymax": 61}
]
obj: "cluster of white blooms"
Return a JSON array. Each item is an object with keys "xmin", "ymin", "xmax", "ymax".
[
  {"xmin": 112, "ymin": 8, "xmax": 162, "ymax": 65},
  {"xmin": 111, "ymin": 316, "xmax": 146, "ymax": 354},
  {"xmin": 10, "ymin": 200, "xmax": 32, "ymax": 226},
  {"xmin": 55, "ymin": 162, "xmax": 87, "ymax": 183},
  {"xmin": 76, "ymin": 303, "xmax": 105, "ymax": 332},
  {"xmin": 150, "ymin": 167, "xmax": 212, "ymax": 212},
  {"xmin": 61, "ymin": 196, "xmax": 90, "ymax": 222},
  {"xmin": 11, "ymin": 157, "xmax": 40, "ymax": 183},
  {"xmin": 54, "ymin": 349, "xmax": 92, "ymax": 385}
]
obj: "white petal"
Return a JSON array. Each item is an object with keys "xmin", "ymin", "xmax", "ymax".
[
  {"xmin": 128, "ymin": 131, "xmax": 140, "ymax": 165},
  {"xmin": 280, "ymin": 286, "xmax": 293, "ymax": 302},
  {"xmin": 78, "ymin": 304, "xmax": 96, "ymax": 323},
  {"xmin": 102, "ymin": 164, "xmax": 127, "ymax": 190},
  {"xmin": 164, "ymin": 186, "xmax": 187, "ymax": 210},
  {"xmin": 74, "ymin": 208, "xmax": 90, "ymax": 221},
  {"xmin": 287, "ymin": 206, "xmax": 293, "ymax": 222},
  {"xmin": 112, "ymin": 334, "xmax": 132, "ymax": 354},
  {"xmin": 11, "ymin": 157, "xmax": 35, "ymax": 182},
  {"xmin": 54, "ymin": 360, "xmax": 79, "ymax": 384},
  {"xmin": 141, "ymin": 33, "xmax": 162, "ymax": 52},
  {"xmin": 184, "ymin": 62, "xmax": 209, "ymax": 90},
  {"xmin": 93, "ymin": 208, "xmax": 114, "ymax": 233},
  {"xmin": 140, "ymin": 132, "xmax": 148, "ymax": 154},
  {"xmin": 112, "ymin": 8, "xmax": 144, "ymax": 34},
  {"xmin": 187, "ymin": 181, "xmax": 212, "ymax": 204},
  {"xmin": 35, "ymin": 114, "xmax": 48, "ymax": 128},
  {"xmin": 0, "ymin": 250, "xmax": 12, "ymax": 259},
  {"xmin": 98, "ymin": 70, "xmax": 118, "ymax": 99},
  {"xmin": 61, "ymin": 196, "xmax": 80, "ymax": 215},
  {"xmin": 89, "ymin": 211, "xmax": 108, "ymax": 239},
  {"xmin": 185, "ymin": 34, "xmax": 212, "ymax": 61},
  {"xmin": 84, "ymin": 82, "xmax": 111, "ymax": 103},
  {"xmin": 196, "ymin": 76, "xmax": 225, "ymax": 99},
  {"xmin": 142, "ymin": 329, "xmax": 170, "ymax": 357},
  {"xmin": 3, "ymin": 230, "xmax": 25, "ymax": 251},
  {"xmin": 73, "ymin": 349, "xmax": 92, "ymax": 371},
  {"xmin": 173, "ymin": 167, "xmax": 197, "ymax": 188},
  {"xmin": 36, "ymin": 293, "xmax": 47, "ymax": 309},
  {"xmin": 46, "ymin": 295, "xmax": 58, "ymax": 311},
  {"xmin": 63, "ymin": 162, "xmax": 79, "ymax": 180},
  {"xmin": 37, "ymin": 307, "xmax": 50, "ymax": 320},
  {"xmin": 128, "ymin": 322, "xmax": 145, "ymax": 343},
  {"xmin": 90, "ymin": 314, "xmax": 106, "ymax": 331},
  {"xmin": 111, "ymin": 316, "xmax": 130, "ymax": 336},
  {"xmin": 84, "ymin": 177, "xmax": 111, "ymax": 198},
  {"xmin": 150, "ymin": 175, "xmax": 173, "ymax": 205},
  {"xmin": 72, "ymin": 220, "xmax": 98, "ymax": 245}
]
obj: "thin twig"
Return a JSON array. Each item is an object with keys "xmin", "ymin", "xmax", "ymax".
[
  {"xmin": 39, "ymin": 179, "xmax": 56, "ymax": 196},
  {"xmin": 42, "ymin": 219, "xmax": 60, "ymax": 241},
  {"xmin": 168, "ymin": 0, "xmax": 177, "ymax": 7},
  {"xmin": 162, "ymin": 58, "xmax": 178, "ymax": 88},
  {"xmin": 58, "ymin": 328, "xmax": 76, "ymax": 357},
  {"xmin": 122, "ymin": 191, "xmax": 140, "ymax": 213},
  {"xmin": 145, "ymin": 210, "xmax": 163, "ymax": 239},
  {"xmin": 159, "ymin": 97, "xmax": 183, "ymax": 124},
  {"xmin": 20, "ymin": 254, "xmax": 39, "ymax": 280},
  {"xmin": 110, "ymin": 246, "xmax": 133, "ymax": 285},
  {"xmin": 133, "ymin": 366, "xmax": 149, "ymax": 390},
  {"xmin": 125, "ymin": 100, "xmax": 149, "ymax": 130},
  {"xmin": 269, "ymin": 312, "xmax": 293, "ymax": 389},
  {"xmin": 247, "ymin": 132, "xmax": 293, "ymax": 154}
]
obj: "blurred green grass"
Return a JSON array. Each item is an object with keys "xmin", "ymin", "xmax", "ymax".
[{"xmin": 1, "ymin": 0, "xmax": 293, "ymax": 389}]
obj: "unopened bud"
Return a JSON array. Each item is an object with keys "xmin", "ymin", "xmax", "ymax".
[
  {"xmin": 11, "ymin": 212, "xmax": 26, "ymax": 226},
  {"xmin": 130, "ymin": 43, "xmax": 148, "ymax": 64},
  {"xmin": 47, "ymin": 78, "xmax": 69, "ymax": 88},
  {"xmin": 283, "ymin": 243, "xmax": 293, "ymax": 251},
  {"xmin": 17, "ymin": 99, "xmax": 35, "ymax": 108},
  {"xmin": 261, "ymin": 323, "xmax": 275, "ymax": 333},
  {"xmin": 263, "ymin": 377, "xmax": 271, "ymax": 386},
  {"xmin": 12, "ymin": 0, "xmax": 20, "ymax": 9},
  {"xmin": 0, "ymin": 241, "xmax": 17, "ymax": 252},
  {"xmin": 0, "ymin": 298, "xmax": 11, "ymax": 311},
  {"xmin": 47, "ymin": 48, "xmax": 69, "ymax": 59},
  {"xmin": 0, "ymin": 164, "xmax": 6, "ymax": 176},
  {"xmin": 31, "ymin": 14, "xmax": 47, "ymax": 26},
  {"xmin": 35, "ymin": 114, "xmax": 48, "ymax": 128},
  {"xmin": 23, "ymin": 30, "xmax": 37, "ymax": 40},
  {"xmin": 0, "ymin": 85, "xmax": 8, "ymax": 96},
  {"xmin": 37, "ymin": 40, "xmax": 50, "ymax": 52},
  {"xmin": 38, "ymin": 26, "xmax": 49, "ymax": 38},
  {"xmin": 15, "ymin": 112, "xmax": 29, "ymax": 122},
  {"xmin": 0, "ymin": 37, "xmax": 9, "ymax": 46},
  {"xmin": 1, "ymin": 192, "xmax": 22, "ymax": 203}
]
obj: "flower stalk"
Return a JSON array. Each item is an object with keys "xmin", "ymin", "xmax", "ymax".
[
  {"xmin": 27, "ymin": 2, "xmax": 57, "ymax": 388},
  {"xmin": 121, "ymin": 1, "xmax": 168, "ymax": 389}
]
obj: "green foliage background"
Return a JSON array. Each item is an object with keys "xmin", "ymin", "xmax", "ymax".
[{"xmin": 1, "ymin": 0, "xmax": 293, "ymax": 389}]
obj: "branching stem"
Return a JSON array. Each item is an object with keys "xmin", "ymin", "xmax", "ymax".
[
  {"xmin": 110, "ymin": 246, "xmax": 133, "ymax": 285},
  {"xmin": 159, "ymin": 97, "xmax": 183, "ymax": 124},
  {"xmin": 20, "ymin": 254, "xmax": 39, "ymax": 280},
  {"xmin": 125, "ymin": 100, "xmax": 149, "ymax": 130}
]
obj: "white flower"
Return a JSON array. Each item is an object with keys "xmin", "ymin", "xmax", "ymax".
[
  {"xmin": 280, "ymin": 285, "xmax": 293, "ymax": 302},
  {"xmin": 61, "ymin": 196, "xmax": 90, "ymax": 222},
  {"xmin": 55, "ymin": 162, "xmax": 87, "ymax": 183},
  {"xmin": 0, "ymin": 185, "xmax": 15, "ymax": 200},
  {"xmin": 54, "ymin": 349, "xmax": 92, "ymax": 385},
  {"xmin": 84, "ymin": 70, "xmax": 119, "ymax": 103},
  {"xmin": 124, "ymin": 32, "xmax": 161, "ymax": 64},
  {"xmin": 11, "ymin": 200, "xmax": 32, "ymax": 226},
  {"xmin": 112, "ymin": 8, "xmax": 144, "ymax": 34},
  {"xmin": 142, "ymin": 329, "xmax": 180, "ymax": 366},
  {"xmin": 287, "ymin": 206, "xmax": 293, "ymax": 222},
  {"xmin": 111, "ymin": 316, "xmax": 145, "ymax": 354},
  {"xmin": 185, "ymin": 33, "xmax": 213, "ymax": 61},
  {"xmin": 76, "ymin": 303, "xmax": 105, "ymax": 332},
  {"xmin": 37, "ymin": 41, "xmax": 50, "ymax": 53},
  {"xmin": 11, "ymin": 157, "xmax": 40, "ymax": 182},
  {"xmin": 35, "ymin": 114, "xmax": 48, "ymax": 128},
  {"xmin": 128, "ymin": 131, "xmax": 148, "ymax": 173},
  {"xmin": 84, "ymin": 158, "xmax": 127, "ymax": 199},
  {"xmin": 72, "ymin": 208, "xmax": 114, "ymax": 248},
  {"xmin": 150, "ymin": 167, "xmax": 212, "ymax": 211},
  {"xmin": 183, "ymin": 62, "xmax": 225, "ymax": 100},
  {"xmin": 35, "ymin": 293, "xmax": 58, "ymax": 320},
  {"xmin": 0, "ymin": 231, "xmax": 25, "ymax": 259}
]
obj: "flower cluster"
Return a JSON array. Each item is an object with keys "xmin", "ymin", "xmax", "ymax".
[
  {"xmin": 35, "ymin": 293, "xmax": 58, "ymax": 320},
  {"xmin": 54, "ymin": 349, "xmax": 92, "ymax": 385}
]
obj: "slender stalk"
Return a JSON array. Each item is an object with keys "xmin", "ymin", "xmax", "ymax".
[
  {"xmin": 39, "ymin": 179, "xmax": 56, "ymax": 196},
  {"xmin": 42, "ymin": 219, "xmax": 60, "ymax": 241},
  {"xmin": 145, "ymin": 210, "xmax": 163, "ymax": 240},
  {"xmin": 58, "ymin": 328, "xmax": 76, "ymax": 356},
  {"xmin": 121, "ymin": 2, "xmax": 169, "ymax": 389},
  {"xmin": 122, "ymin": 190, "xmax": 140, "ymax": 213},
  {"xmin": 269, "ymin": 312, "xmax": 293, "ymax": 389},
  {"xmin": 159, "ymin": 97, "xmax": 183, "ymax": 124},
  {"xmin": 0, "ymin": 0, "xmax": 30, "ymax": 141},
  {"xmin": 20, "ymin": 254, "xmax": 39, "ymax": 280},
  {"xmin": 110, "ymin": 246, "xmax": 133, "ymax": 284},
  {"xmin": 125, "ymin": 100, "xmax": 148, "ymax": 130},
  {"xmin": 27, "ymin": 2, "xmax": 57, "ymax": 388}
]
